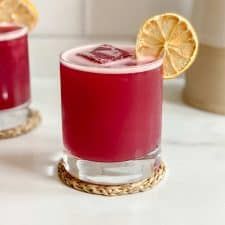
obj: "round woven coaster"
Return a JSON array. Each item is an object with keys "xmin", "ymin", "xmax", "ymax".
[
  {"xmin": 58, "ymin": 159, "xmax": 166, "ymax": 196},
  {"xmin": 0, "ymin": 109, "xmax": 41, "ymax": 139}
]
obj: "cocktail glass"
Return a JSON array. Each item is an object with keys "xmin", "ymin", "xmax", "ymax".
[{"xmin": 59, "ymin": 44, "xmax": 163, "ymax": 185}]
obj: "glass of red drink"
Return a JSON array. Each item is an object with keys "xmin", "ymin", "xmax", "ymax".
[
  {"xmin": 0, "ymin": 23, "xmax": 30, "ymax": 130},
  {"xmin": 60, "ymin": 44, "xmax": 163, "ymax": 185}
]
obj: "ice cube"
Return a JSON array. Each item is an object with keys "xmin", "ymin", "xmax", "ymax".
[{"xmin": 77, "ymin": 44, "xmax": 132, "ymax": 64}]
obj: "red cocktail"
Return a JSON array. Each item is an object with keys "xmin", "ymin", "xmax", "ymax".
[
  {"xmin": 60, "ymin": 44, "xmax": 163, "ymax": 184},
  {"xmin": 0, "ymin": 23, "xmax": 30, "ymax": 130}
]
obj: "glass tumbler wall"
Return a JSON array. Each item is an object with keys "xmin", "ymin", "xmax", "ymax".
[
  {"xmin": 60, "ymin": 44, "xmax": 163, "ymax": 185},
  {"xmin": 0, "ymin": 23, "xmax": 30, "ymax": 130}
]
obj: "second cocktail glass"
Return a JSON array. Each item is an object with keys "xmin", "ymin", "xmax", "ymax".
[{"xmin": 0, "ymin": 23, "xmax": 30, "ymax": 131}]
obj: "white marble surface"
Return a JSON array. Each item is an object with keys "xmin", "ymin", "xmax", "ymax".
[{"xmin": 0, "ymin": 39, "xmax": 225, "ymax": 225}]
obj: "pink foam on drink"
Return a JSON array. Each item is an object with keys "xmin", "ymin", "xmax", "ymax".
[{"xmin": 64, "ymin": 44, "xmax": 156, "ymax": 69}]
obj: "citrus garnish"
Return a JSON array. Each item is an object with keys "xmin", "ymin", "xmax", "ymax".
[
  {"xmin": 0, "ymin": 0, "xmax": 38, "ymax": 31},
  {"xmin": 136, "ymin": 13, "xmax": 198, "ymax": 79}
]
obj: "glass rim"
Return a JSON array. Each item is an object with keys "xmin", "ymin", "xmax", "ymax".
[
  {"xmin": 60, "ymin": 44, "xmax": 163, "ymax": 75},
  {"xmin": 0, "ymin": 22, "xmax": 28, "ymax": 42}
]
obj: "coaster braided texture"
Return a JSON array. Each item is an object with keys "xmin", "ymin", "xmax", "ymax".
[
  {"xmin": 58, "ymin": 159, "xmax": 166, "ymax": 196},
  {"xmin": 0, "ymin": 109, "xmax": 41, "ymax": 139}
]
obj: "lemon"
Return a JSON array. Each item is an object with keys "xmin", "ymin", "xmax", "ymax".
[
  {"xmin": 136, "ymin": 13, "xmax": 199, "ymax": 79},
  {"xmin": 0, "ymin": 0, "xmax": 38, "ymax": 31}
]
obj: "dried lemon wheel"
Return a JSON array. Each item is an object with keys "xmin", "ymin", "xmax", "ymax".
[
  {"xmin": 136, "ymin": 13, "xmax": 198, "ymax": 79},
  {"xmin": 0, "ymin": 0, "xmax": 38, "ymax": 31}
]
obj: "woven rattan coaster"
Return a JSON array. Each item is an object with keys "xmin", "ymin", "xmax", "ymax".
[
  {"xmin": 0, "ymin": 109, "xmax": 41, "ymax": 139},
  {"xmin": 58, "ymin": 159, "xmax": 166, "ymax": 196}
]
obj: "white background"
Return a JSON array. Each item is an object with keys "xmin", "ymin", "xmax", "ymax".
[{"xmin": 32, "ymin": 0, "xmax": 193, "ymax": 37}]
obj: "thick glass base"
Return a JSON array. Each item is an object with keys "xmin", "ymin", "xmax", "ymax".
[
  {"xmin": 62, "ymin": 147, "xmax": 161, "ymax": 185},
  {"xmin": 0, "ymin": 103, "xmax": 29, "ymax": 131}
]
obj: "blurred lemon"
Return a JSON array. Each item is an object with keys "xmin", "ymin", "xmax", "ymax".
[{"xmin": 0, "ymin": 0, "xmax": 38, "ymax": 31}]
